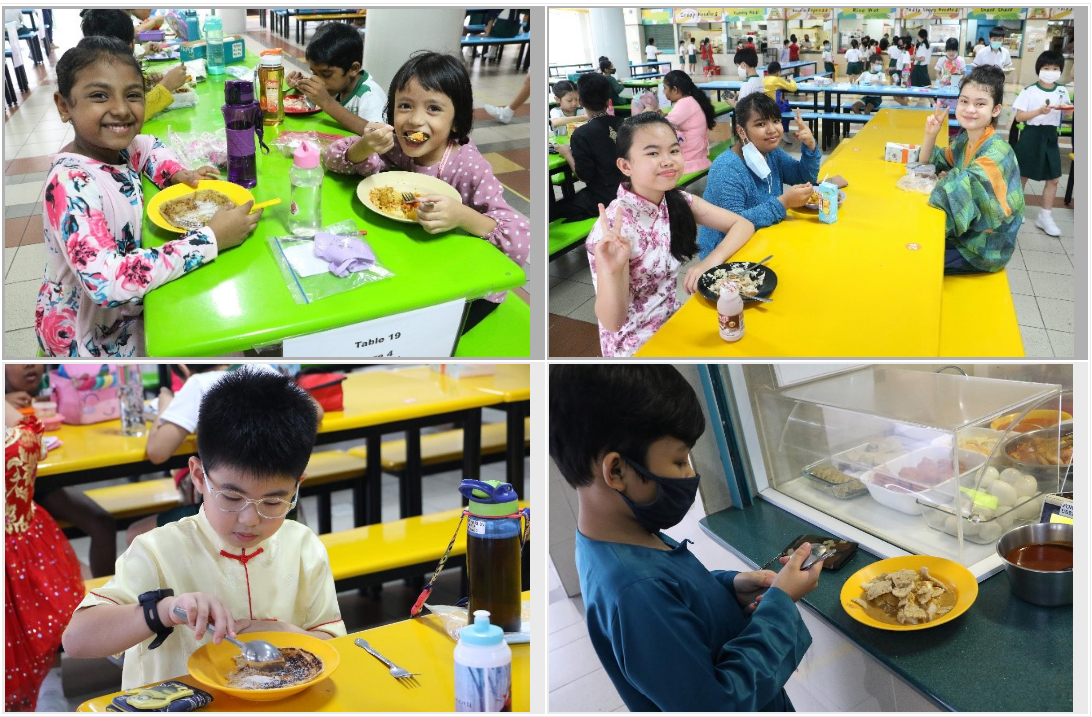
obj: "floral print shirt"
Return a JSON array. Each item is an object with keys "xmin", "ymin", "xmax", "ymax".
[
  {"xmin": 586, "ymin": 184, "xmax": 693, "ymax": 357},
  {"xmin": 36, "ymin": 136, "xmax": 218, "ymax": 357},
  {"xmin": 323, "ymin": 137, "xmax": 529, "ymax": 303}
]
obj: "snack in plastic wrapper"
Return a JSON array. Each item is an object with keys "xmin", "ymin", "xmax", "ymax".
[{"xmin": 167, "ymin": 126, "xmax": 228, "ymax": 169}]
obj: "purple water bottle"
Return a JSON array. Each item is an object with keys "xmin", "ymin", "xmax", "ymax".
[{"xmin": 222, "ymin": 80, "xmax": 268, "ymax": 189}]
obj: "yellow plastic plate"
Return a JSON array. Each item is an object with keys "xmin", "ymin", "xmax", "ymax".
[
  {"xmin": 356, "ymin": 171, "xmax": 462, "ymax": 224},
  {"xmin": 146, "ymin": 179, "xmax": 256, "ymax": 233},
  {"xmin": 186, "ymin": 631, "xmax": 340, "ymax": 702},
  {"xmin": 840, "ymin": 555, "xmax": 978, "ymax": 631}
]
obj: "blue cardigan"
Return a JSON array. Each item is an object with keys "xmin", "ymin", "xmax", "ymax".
[{"xmin": 698, "ymin": 143, "xmax": 822, "ymax": 258}]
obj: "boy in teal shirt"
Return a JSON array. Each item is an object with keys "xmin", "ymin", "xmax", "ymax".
[{"xmin": 550, "ymin": 365, "xmax": 821, "ymax": 712}]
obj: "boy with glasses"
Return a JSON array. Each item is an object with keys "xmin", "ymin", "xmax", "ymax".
[{"xmin": 63, "ymin": 369, "xmax": 344, "ymax": 689}]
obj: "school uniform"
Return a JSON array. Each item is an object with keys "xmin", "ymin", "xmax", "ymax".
[
  {"xmin": 972, "ymin": 45, "xmax": 1013, "ymax": 70},
  {"xmin": 337, "ymin": 72, "xmax": 387, "ymax": 124},
  {"xmin": 77, "ymin": 507, "xmax": 346, "ymax": 689},
  {"xmin": 1012, "ymin": 82, "xmax": 1071, "ymax": 180},
  {"xmin": 845, "ymin": 47, "xmax": 863, "ymax": 75},
  {"xmin": 822, "ymin": 48, "xmax": 834, "ymax": 75},
  {"xmin": 855, "ymin": 71, "xmax": 885, "ymax": 109},
  {"xmin": 910, "ymin": 43, "xmax": 931, "ymax": 87},
  {"xmin": 576, "ymin": 530, "xmax": 812, "ymax": 711}
]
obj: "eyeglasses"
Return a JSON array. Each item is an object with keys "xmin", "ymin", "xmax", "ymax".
[{"xmin": 199, "ymin": 466, "xmax": 299, "ymax": 520}]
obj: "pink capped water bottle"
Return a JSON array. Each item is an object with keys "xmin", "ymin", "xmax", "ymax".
[
  {"xmin": 717, "ymin": 281, "xmax": 745, "ymax": 341},
  {"xmin": 289, "ymin": 141, "xmax": 323, "ymax": 236}
]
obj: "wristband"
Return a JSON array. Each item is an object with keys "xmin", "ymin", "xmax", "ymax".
[{"xmin": 138, "ymin": 589, "xmax": 175, "ymax": 650}]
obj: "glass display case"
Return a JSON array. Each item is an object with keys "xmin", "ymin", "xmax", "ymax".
[{"xmin": 749, "ymin": 366, "xmax": 1068, "ymax": 580}]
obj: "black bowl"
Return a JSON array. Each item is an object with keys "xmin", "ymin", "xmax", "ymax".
[{"xmin": 697, "ymin": 262, "xmax": 778, "ymax": 303}]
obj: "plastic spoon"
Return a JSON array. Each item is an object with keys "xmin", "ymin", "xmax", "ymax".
[{"xmin": 171, "ymin": 606, "xmax": 284, "ymax": 667}]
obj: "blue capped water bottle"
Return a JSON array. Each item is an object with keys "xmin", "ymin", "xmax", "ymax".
[
  {"xmin": 454, "ymin": 610, "xmax": 512, "ymax": 712},
  {"xmin": 204, "ymin": 15, "xmax": 224, "ymax": 75}
]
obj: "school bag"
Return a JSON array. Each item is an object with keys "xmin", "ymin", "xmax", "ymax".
[{"xmin": 50, "ymin": 364, "xmax": 121, "ymax": 425}]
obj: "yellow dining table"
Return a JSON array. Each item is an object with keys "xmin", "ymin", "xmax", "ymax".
[
  {"xmin": 78, "ymin": 593, "xmax": 531, "ymax": 712},
  {"xmin": 636, "ymin": 142, "xmax": 947, "ymax": 356},
  {"xmin": 38, "ymin": 367, "xmax": 509, "ymax": 524}
]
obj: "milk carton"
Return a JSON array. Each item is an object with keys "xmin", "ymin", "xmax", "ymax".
[
  {"xmin": 817, "ymin": 181, "xmax": 839, "ymax": 224},
  {"xmin": 885, "ymin": 142, "xmax": 921, "ymax": 163}
]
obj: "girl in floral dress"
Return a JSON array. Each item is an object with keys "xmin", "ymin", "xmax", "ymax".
[
  {"xmin": 5, "ymin": 403, "xmax": 84, "ymax": 711},
  {"xmin": 36, "ymin": 36, "xmax": 262, "ymax": 357},
  {"xmin": 586, "ymin": 112, "xmax": 755, "ymax": 357}
]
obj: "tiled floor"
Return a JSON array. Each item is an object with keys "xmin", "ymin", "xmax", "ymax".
[
  {"xmin": 58, "ymin": 405, "xmax": 528, "ymax": 709},
  {"xmin": 3, "ymin": 10, "xmax": 531, "ymax": 357},
  {"xmin": 549, "ymin": 118, "xmax": 1076, "ymax": 358}
]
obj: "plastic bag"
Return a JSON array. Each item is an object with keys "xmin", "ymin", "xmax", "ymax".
[
  {"xmin": 424, "ymin": 602, "xmax": 530, "ymax": 644},
  {"xmin": 895, "ymin": 174, "xmax": 937, "ymax": 195},
  {"xmin": 267, "ymin": 220, "xmax": 394, "ymax": 304},
  {"xmin": 167, "ymin": 126, "xmax": 227, "ymax": 168},
  {"xmin": 270, "ymin": 131, "xmax": 345, "ymax": 159}
]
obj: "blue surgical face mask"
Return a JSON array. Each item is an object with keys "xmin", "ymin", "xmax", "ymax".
[
  {"xmin": 618, "ymin": 455, "xmax": 700, "ymax": 532},
  {"xmin": 991, "ymin": 40, "xmax": 1002, "ymax": 50},
  {"xmin": 740, "ymin": 130, "xmax": 771, "ymax": 179}
]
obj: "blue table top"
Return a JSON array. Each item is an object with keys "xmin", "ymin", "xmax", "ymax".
[
  {"xmin": 698, "ymin": 80, "xmax": 960, "ymax": 99},
  {"xmin": 757, "ymin": 59, "xmax": 816, "ymax": 72}
]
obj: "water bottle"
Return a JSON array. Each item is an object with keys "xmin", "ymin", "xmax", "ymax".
[
  {"xmin": 118, "ymin": 365, "xmax": 146, "ymax": 437},
  {"xmin": 289, "ymin": 140, "xmax": 323, "ymax": 236},
  {"xmin": 223, "ymin": 80, "xmax": 267, "ymax": 188},
  {"xmin": 454, "ymin": 611, "xmax": 512, "ymax": 712},
  {"xmin": 459, "ymin": 480, "xmax": 525, "ymax": 633},
  {"xmin": 204, "ymin": 15, "xmax": 224, "ymax": 76}
]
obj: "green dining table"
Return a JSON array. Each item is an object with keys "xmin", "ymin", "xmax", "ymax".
[{"xmin": 138, "ymin": 56, "xmax": 526, "ymax": 356}]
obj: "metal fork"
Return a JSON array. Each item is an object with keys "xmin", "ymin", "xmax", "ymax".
[
  {"xmin": 401, "ymin": 190, "xmax": 421, "ymax": 206},
  {"xmin": 354, "ymin": 638, "xmax": 420, "ymax": 687}
]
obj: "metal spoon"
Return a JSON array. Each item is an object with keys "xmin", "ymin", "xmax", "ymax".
[{"xmin": 172, "ymin": 606, "xmax": 284, "ymax": 667}]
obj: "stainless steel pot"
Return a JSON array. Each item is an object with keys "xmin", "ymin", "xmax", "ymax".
[{"xmin": 995, "ymin": 522, "xmax": 1073, "ymax": 606}]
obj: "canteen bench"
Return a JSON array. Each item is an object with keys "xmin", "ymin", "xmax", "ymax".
[
  {"xmin": 61, "ymin": 420, "xmax": 530, "ymax": 537},
  {"xmin": 453, "ymin": 293, "xmax": 530, "ymax": 358},
  {"xmin": 548, "ymin": 217, "xmax": 598, "ymax": 260},
  {"xmin": 84, "ymin": 503, "xmax": 530, "ymax": 595},
  {"xmin": 939, "ymin": 271, "xmax": 1024, "ymax": 357}
]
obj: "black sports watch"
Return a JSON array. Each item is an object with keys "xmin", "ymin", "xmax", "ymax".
[{"xmin": 138, "ymin": 589, "xmax": 175, "ymax": 649}]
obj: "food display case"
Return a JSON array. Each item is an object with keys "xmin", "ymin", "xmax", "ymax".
[{"xmin": 748, "ymin": 367, "xmax": 1069, "ymax": 580}]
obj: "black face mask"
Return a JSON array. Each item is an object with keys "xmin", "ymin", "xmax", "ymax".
[{"xmin": 617, "ymin": 455, "xmax": 700, "ymax": 533}]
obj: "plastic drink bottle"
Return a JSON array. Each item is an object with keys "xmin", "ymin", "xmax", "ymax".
[
  {"xmin": 222, "ymin": 79, "xmax": 266, "ymax": 188},
  {"xmin": 454, "ymin": 611, "xmax": 512, "ymax": 712},
  {"xmin": 258, "ymin": 49, "xmax": 285, "ymax": 126},
  {"xmin": 289, "ymin": 140, "xmax": 323, "ymax": 236},
  {"xmin": 204, "ymin": 15, "xmax": 224, "ymax": 75},
  {"xmin": 717, "ymin": 281, "xmax": 745, "ymax": 341},
  {"xmin": 459, "ymin": 480, "xmax": 525, "ymax": 633}
]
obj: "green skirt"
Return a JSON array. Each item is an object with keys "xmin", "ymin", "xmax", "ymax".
[
  {"xmin": 847, "ymin": 61, "xmax": 864, "ymax": 75},
  {"xmin": 1014, "ymin": 124, "xmax": 1062, "ymax": 180},
  {"xmin": 910, "ymin": 64, "xmax": 930, "ymax": 87}
]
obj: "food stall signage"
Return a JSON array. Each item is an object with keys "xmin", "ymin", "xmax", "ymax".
[
  {"xmin": 1048, "ymin": 8, "xmax": 1073, "ymax": 18},
  {"xmin": 673, "ymin": 7, "xmax": 726, "ymax": 23},
  {"xmin": 785, "ymin": 8, "xmax": 835, "ymax": 20},
  {"xmin": 966, "ymin": 8, "xmax": 1028, "ymax": 19},
  {"xmin": 836, "ymin": 7, "xmax": 899, "ymax": 19},
  {"xmin": 641, "ymin": 8, "xmax": 673, "ymax": 24},
  {"xmin": 901, "ymin": 8, "xmax": 966, "ymax": 19},
  {"xmin": 722, "ymin": 7, "xmax": 769, "ymax": 21}
]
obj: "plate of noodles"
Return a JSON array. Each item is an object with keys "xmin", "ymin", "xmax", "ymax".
[
  {"xmin": 697, "ymin": 262, "xmax": 778, "ymax": 303},
  {"xmin": 356, "ymin": 171, "xmax": 461, "ymax": 223},
  {"xmin": 186, "ymin": 631, "xmax": 339, "ymax": 702}
]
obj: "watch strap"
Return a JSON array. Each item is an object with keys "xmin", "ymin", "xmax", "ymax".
[{"xmin": 139, "ymin": 589, "xmax": 174, "ymax": 650}]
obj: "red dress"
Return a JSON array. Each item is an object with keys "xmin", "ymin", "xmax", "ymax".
[{"xmin": 5, "ymin": 418, "xmax": 84, "ymax": 712}]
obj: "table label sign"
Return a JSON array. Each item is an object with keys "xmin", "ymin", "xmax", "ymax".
[{"xmin": 282, "ymin": 299, "xmax": 465, "ymax": 357}]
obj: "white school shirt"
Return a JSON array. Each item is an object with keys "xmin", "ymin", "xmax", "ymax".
[
  {"xmin": 914, "ymin": 43, "xmax": 930, "ymax": 64},
  {"xmin": 973, "ymin": 45, "xmax": 1012, "ymax": 69},
  {"xmin": 857, "ymin": 70, "xmax": 886, "ymax": 86},
  {"xmin": 1012, "ymin": 83, "xmax": 1071, "ymax": 126},
  {"xmin": 157, "ymin": 365, "xmax": 279, "ymax": 434},
  {"xmin": 549, "ymin": 106, "xmax": 585, "ymax": 137},
  {"xmin": 646, "ymin": 44, "xmax": 659, "ymax": 61},
  {"xmin": 822, "ymin": 48, "xmax": 832, "ymax": 63},
  {"xmin": 896, "ymin": 52, "xmax": 913, "ymax": 71},
  {"xmin": 845, "ymin": 48, "xmax": 860, "ymax": 63},
  {"xmin": 736, "ymin": 75, "xmax": 765, "ymax": 101},
  {"xmin": 888, "ymin": 46, "xmax": 901, "ymax": 62},
  {"xmin": 338, "ymin": 72, "xmax": 388, "ymax": 124}
]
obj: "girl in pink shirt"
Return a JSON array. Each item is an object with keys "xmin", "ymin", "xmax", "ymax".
[
  {"xmin": 662, "ymin": 70, "xmax": 716, "ymax": 174},
  {"xmin": 323, "ymin": 52, "xmax": 529, "ymax": 308}
]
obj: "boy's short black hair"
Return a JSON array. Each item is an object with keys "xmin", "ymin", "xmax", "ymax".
[
  {"xmin": 385, "ymin": 51, "xmax": 473, "ymax": 145},
  {"xmin": 304, "ymin": 21, "xmax": 363, "ymax": 74},
  {"xmin": 989, "ymin": 26, "xmax": 1007, "ymax": 39},
  {"xmin": 733, "ymin": 47, "xmax": 758, "ymax": 68},
  {"xmin": 197, "ymin": 369, "xmax": 318, "ymax": 481},
  {"xmin": 80, "ymin": 10, "xmax": 135, "ymax": 46},
  {"xmin": 766, "ymin": 61, "xmax": 781, "ymax": 74},
  {"xmin": 56, "ymin": 36, "xmax": 142, "ymax": 101},
  {"xmin": 1035, "ymin": 50, "xmax": 1065, "ymax": 73},
  {"xmin": 869, "ymin": 53, "xmax": 883, "ymax": 64},
  {"xmin": 576, "ymin": 72, "xmax": 610, "ymax": 112},
  {"xmin": 549, "ymin": 365, "xmax": 705, "ymax": 489}
]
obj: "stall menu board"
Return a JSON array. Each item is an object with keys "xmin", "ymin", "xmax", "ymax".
[
  {"xmin": 785, "ymin": 8, "xmax": 835, "ymax": 20},
  {"xmin": 966, "ymin": 8, "xmax": 1028, "ymax": 19},
  {"xmin": 673, "ymin": 7, "xmax": 727, "ymax": 23},
  {"xmin": 836, "ymin": 7, "xmax": 899, "ymax": 20},
  {"xmin": 1049, "ymin": 8, "xmax": 1073, "ymax": 18},
  {"xmin": 901, "ymin": 8, "xmax": 966, "ymax": 19},
  {"xmin": 641, "ymin": 8, "xmax": 673, "ymax": 24}
]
